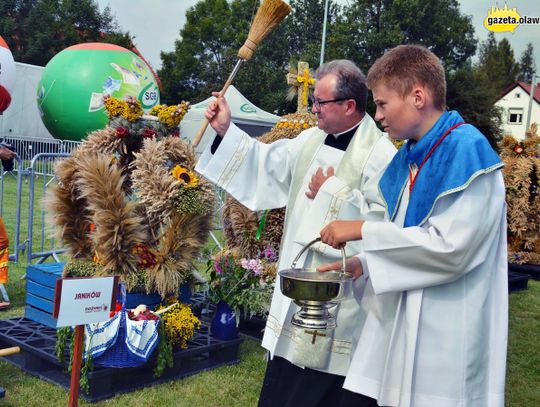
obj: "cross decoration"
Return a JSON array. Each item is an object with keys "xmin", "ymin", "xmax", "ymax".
[
  {"xmin": 286, "ymin": 61, "xmax": 316, "ymax": 114},
  {"xmin": 304, "ymin": 329, "xmax": 326, "ymax": 344}
]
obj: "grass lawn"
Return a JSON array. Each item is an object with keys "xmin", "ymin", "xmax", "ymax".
[
  {"xmin": 1, "ymin": 261, "xmax": 539, "ymax": 406},
  {"xmin": 0, "ymin": 172, "xmax": 539, "ymax": 406}
]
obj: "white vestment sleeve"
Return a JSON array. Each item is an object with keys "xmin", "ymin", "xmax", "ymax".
[
  {"xmin": 195, "ymin": 123, "xmax": 305, "ymax": 211},
  {"xmin": 362, "ymin": 171, "xmax": 506, "ymax": 294}
]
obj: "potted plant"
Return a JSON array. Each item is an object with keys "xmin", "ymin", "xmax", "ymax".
[{"xmin": 207, "ymin": 248, "xmax": 276, "ymax": 340}]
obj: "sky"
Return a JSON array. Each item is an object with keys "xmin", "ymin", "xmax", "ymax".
[{"xmin": 95, "ymin": 0, "xmax": 540, "ymax": 77}]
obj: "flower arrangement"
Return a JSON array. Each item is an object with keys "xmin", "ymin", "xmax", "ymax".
[
  {"xmin": 153, "ymin": 302, "xmax": 202, "ymax": 377},
  {"xmin": 275, "ymin": 113, "xmax": 317, "ymax": 130},
  {"xmin": 499, "ymin": 124, "xmax": 540, "ymax": 264},
  {"xmin": 208, "ymin": 247, "xmax": 277, "ymax": 318},
  {"xmin": 48, "ymin": 95, "xmax": 216, "ymax": 297}
]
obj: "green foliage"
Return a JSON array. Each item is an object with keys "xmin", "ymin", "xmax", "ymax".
[
  {"xmin": 159, "ymin": 0, "xmax": 477, "ymax": 117},
  {"xmin": 54, "ymin": 326, "xmax": 93, "ymax": 393},
  {"xmin": 518, "ymin": 43, "xmax": 536, "ymax": 83},
  {"xmin": 173, "ymin": 187, "xmax": 207, "ymax": 215},
  {"xmin": 159, "ymin": 0, "xmax": 253, "ymax": 104},
  {"xmin": 64, "ymin": 259, "xmax": 102, "ymax": 278},
  {"xmin": 477, "ymin": 33, "xmax": 520, "ymax": 95},
  {"xmin": 336, "ymin": 0, "xmax": 476, "ymax": 72},
  {"xmin": 446, "ymin": 62, "xmax": 503, "ymax": 148},
  {"xmin": 55, "ymin": 327, "xmax": 71, "ymax": 363},
  {"xmin": 153, "ymin": 320, "xmax": 174, "ymax": 378},
  {"xmin": 0, "ymin": 0, "xmax": 133, "ymax": 66}
]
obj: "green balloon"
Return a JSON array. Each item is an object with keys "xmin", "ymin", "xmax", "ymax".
[{"xmin": 37, "ymin": 43, "xmax": 160, "ymax": 141}]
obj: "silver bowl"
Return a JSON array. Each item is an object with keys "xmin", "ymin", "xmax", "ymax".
[
  {"xmin": 278, "ymin": 238, "xmax": 352, "ymax": 330},
  {"xmin": 279, "ymin": 268, "xmax": 352, "ymax": 302}
]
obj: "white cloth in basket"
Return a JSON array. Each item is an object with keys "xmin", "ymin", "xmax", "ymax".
[
  {"xmin": 84, "ymin": 312, "xmax": 122, "ymax": 359},
  {"xmin": 84, "ymin": 312, "xmax": 159, "ymax": 362}
]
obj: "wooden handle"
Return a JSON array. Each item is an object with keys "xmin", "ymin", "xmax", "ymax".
[
  {"xmin": 0, "ymin": 346, "xmax": 20, "ymax": 357},
  {"xmin": 192, "ymin": 79, "xmax": 234, "ymax": 148}
]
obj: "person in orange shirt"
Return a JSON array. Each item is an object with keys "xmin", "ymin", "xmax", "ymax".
[{"xmin": 0, "ymin": 144, "xmax": 16, "ymax": 310}]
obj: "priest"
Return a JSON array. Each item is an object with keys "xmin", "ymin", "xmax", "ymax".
[{"xmin": 195, "ymin": 60, "xmax": 396, "ymax": 407}]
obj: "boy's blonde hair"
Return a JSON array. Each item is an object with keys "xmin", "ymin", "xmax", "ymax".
[{"xmin": 366, "ymin": 45, "xmax": 446, "ymax": 110}]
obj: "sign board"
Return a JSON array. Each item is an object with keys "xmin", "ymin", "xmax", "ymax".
[{"xmin": 53, "ymin": 276, "xmax": 118, "ymax": 328}]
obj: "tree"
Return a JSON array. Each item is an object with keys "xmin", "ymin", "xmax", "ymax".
[
  {"xmin": 159, "ymin": 0, "xmax": 340, "ymax": 112},
  {"xmin": 477, "ymin": 33, "xmax": 519, "ymax": 94},
  {"xmin": 159, "ymin": 0, "xmax": 478, "ymax": 116},
  {"xmin": 159, "ymin": 0, "xmax": 253, "ymax": 105},
  {"xmin": 518, "ymin": 43, "xmax": 536, "ymax": 83},
  {"xmin": 446, "ymin": 62, "xmax": 503, "ymax": 148},
  {"xmin": 335, "ymin": 0, "xmax": 476, "ymax": 72},
  {"xmin": 0, "ymin": 0, "xmax": 132, "ymax": 66}
]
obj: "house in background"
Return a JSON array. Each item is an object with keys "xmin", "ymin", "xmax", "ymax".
[{"xmin": 495, "ymin": 81, "xmax": 540, "ymax": 140}]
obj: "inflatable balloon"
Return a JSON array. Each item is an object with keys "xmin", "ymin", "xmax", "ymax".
[
  {"xmin": 0, "ymin": 35, "xmax": 16, "ymax": 113},
  {"xmin": 37, "ymin": 43, "xmax": 160, "ymax": 141}
]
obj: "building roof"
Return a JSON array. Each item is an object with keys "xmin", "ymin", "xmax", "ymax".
[{"xmin": 500, "ymin": 81, "xmax": 540, "ymax": 104}]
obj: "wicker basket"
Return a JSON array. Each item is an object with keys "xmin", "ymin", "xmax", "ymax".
[{"xmin": 88, "ymin": 284, "xmax": 160, "ymax": 368}]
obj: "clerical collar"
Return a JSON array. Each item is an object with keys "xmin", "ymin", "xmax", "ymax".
[{"xmin": 324, "ymin": 120, "xmax": 361, "ymax": 151}]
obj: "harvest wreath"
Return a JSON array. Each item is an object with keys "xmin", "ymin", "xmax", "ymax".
[{"xmin": 499, "ymin": 124, "xmax": 540, "ymax": 264}]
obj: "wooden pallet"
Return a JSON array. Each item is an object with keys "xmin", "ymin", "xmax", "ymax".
[{"xmin": 0, "ymin": 317, "xmax": 242, "ymax": 402}]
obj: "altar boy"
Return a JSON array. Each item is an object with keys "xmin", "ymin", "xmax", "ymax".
[{"xmin": 319, "ymin": 45, "xmax": 508, "ymax": 407}]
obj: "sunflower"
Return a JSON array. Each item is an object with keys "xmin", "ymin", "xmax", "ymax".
[{"xmin": 171, "ymin": 165, "xmax": 198, "ymax": 188}]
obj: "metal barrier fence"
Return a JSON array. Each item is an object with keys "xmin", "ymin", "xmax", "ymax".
[
  {"xmin": 0, "ymin": 136, "xmax": 80, "ymax": 176},
  {"xmin": 0, "ymin": 155, "xmax": 24, "ymax": 263},
  {"xmin": 26, "ymin": 153, "xmax": 70, "ymax": 264}
]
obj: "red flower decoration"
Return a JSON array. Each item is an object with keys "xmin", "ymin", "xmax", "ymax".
[
  {"xmin": 116, "ymin": 126, "xmax": 130, "ymax": 138},
  {"xmin": 142, "ymin": 128, "xmax": 157, "ymax": 139},
  {"xmin": 513, "ymin": 145, "xmax": 523, "ymax": 154}
]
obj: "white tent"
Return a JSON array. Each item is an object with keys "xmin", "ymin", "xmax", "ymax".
[
  {"xmin": 180, "ymin": 85, "xmax": 280, "ymax": 154},
  {"xmin": 1, "ymin": 62, "xmax": 53, "ymax": 140}
]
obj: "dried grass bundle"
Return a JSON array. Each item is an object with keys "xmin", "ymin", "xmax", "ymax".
[
  {"xmin": 147, "ymin": 213, "xmax": 212, "ymax": 295},
  {"xmin": 131, "ymin": 137, "xmax": 214, "ymax": 237},
  {"xmin": 237, "ymin": 0, "xmax": 292, "ymax": 60},
  {"xmin": 48, "ymin": 110, "xmax": 215, "ymax": 297},
  {"xmin": 75, "ymin": 154, "xmax": 147, "ymax": 275},
  {"xmin": 500, "ymin": 124, "xmax": 540, "ymax": 264},
  {"xmin": 46, "ymin": 155, "xmax": 93, "ymax": 260}
]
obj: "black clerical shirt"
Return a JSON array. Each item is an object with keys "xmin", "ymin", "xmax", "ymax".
[{"xmin": 210, "ymin": 123, "xmax": 360, "ymax": 154}]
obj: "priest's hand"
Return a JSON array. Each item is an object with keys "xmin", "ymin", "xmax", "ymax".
[
  {"xmin": 205, "ymin": 92, "xmax": 231, "ymax": 136},
  {"xmin": 317, "ymin": 257, "xmax": 363, "ymax": 279},
  {"xmin": 305, "ymin": 166, "xmax": 334, "ymax": 199},
  {"xmin": 320, "ymin": 220, "xmax": 364, "ymax": 249}
]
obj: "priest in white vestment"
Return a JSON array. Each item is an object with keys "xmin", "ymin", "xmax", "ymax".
[
  {"xmin": 319, "ymin": 45, "xmax": 508, "ymax": 407},
  {"xmin": 196, "ymin": 60, "xmax": 396, "ymax": 406}
]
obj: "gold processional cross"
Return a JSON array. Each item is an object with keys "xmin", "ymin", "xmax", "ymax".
[{"xmin": 286, "ymin": 61, "xmax": 316, "ymax": 113}]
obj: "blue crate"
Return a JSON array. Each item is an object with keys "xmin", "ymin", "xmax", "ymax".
[{"xmin": 25, "ymin": 263, "xmax": 64, "ymax": 328}]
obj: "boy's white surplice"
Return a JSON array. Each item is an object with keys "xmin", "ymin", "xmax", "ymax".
[
  {"xmin": 348, "ymin": 171, "xmax": 508, "ymax": 407},
  {"xmin": 196, "ymin": 114, "xmax": 395, "ymax": 375}
]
